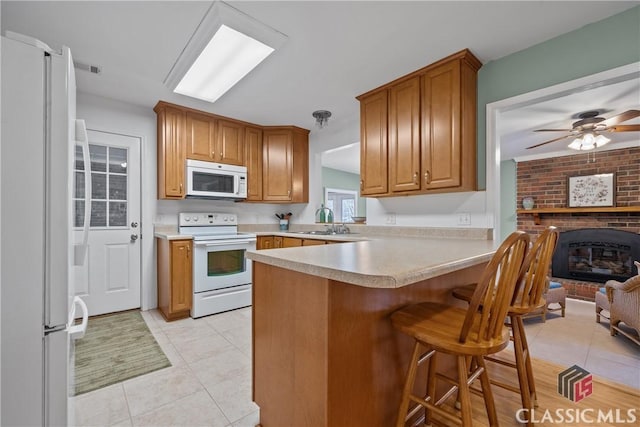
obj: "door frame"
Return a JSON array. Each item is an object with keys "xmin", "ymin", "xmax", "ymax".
[{"xmin": 86, "ymin": 126, "xmax": 145, "ymax": 311}]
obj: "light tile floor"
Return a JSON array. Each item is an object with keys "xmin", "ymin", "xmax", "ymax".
[{"xmin": 73, "ymin": 299, "xmax": 639, "ymax": 426}]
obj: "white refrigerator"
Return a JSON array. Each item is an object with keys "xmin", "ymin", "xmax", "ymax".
[{"xmin": 1, "ymin": 32, "xmax": 90, "ymax": 426}]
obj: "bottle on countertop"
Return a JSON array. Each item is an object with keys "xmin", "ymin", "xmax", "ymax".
[
  {"xmin": 327, "ymin": 209, "xmax": 333, "ymax": 223},
  {"xmin": 319, "ymin": 204, "xmax": 326, "ymax": 223}
]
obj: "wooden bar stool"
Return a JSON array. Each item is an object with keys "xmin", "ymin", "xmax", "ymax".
[
  {"xmin": 391, "ymin": 231, "xmax": 530, "ymax": 427},
  {"xmin": 451, "ymin": 226, "xmax": 559, "ymax": 426}
]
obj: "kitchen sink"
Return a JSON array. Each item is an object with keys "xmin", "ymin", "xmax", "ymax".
[{"xmin": 291, "ymin": 230, "xmax": 358, "ymax": 235}]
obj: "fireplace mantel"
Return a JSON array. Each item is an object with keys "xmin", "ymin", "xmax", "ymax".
[{"xmin": 517, "ymin": 206, "xmax": 640, "ymax": 225}]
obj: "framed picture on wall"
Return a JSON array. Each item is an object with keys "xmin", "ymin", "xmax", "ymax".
[{"xmin": 567, "ymin": 173, "xmax": 616, "ymax": 207}]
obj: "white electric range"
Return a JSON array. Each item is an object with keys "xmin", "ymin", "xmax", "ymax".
[{"xmin": 179, "ymin": 212, "xmax": 256, "ymax": 318}]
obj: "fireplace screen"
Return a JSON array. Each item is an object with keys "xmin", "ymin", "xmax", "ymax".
[
  {"xmin": 568, "ymin": 242, "xmax": 632, "ymax": 278},
  {"xmin": 553, "ymin": 229, "xmax": 640, "ymax": 283}
]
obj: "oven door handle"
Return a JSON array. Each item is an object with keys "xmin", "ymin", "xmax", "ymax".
[{"xmin": 194, "ymin": 239, "xmax": 256, "ymax": 247}]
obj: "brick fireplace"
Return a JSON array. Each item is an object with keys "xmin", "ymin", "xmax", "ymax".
[{"xmin": 516, "ymin": 146, "xmax": 640, "ymax": 301}]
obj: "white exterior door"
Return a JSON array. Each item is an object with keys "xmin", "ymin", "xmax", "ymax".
[{"xmin": 73, "ymin": 130, "xmax": 141, "ymax": 316}]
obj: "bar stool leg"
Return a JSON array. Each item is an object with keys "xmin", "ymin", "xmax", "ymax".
[
  {"xmin": 425, "ymin": 351, "xmax": 437, "ymax": 426},
  {"xmin": 511, "ymin": 315, "xmax": 533, "ymax": 426},
  {"xmin": 516, "ymin": 315, "xmax": 538, "ymax": 408},
  {"xmin": 396, "ymin": 341, "xmax": 422, "ymax": 427},
  {"xmin": 476, "ymin": 355, "xmax": 499, "ymax": 427},
  {"xmin": 456, "ymin": 355, "xmax": 473, "ymax": 427}
]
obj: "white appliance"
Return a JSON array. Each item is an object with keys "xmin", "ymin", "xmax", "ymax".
[
  {"xmin": 179, "ymin": 212, "xmax": 256, "ymax": 318},
  {"xmin": 1, "ymin": 32, "xmax": 89, "ymax": 426},
  {"xmin": 186, "ymin": 159, "xmax": 248, "ymax": 200}
]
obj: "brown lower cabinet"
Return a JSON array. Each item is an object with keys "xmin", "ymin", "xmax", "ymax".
[
  {"xmin": 156, "ymin": 238, "xmax": 192, "ymax": 321},
  {"xmin": 258, "ymin": 235, "xmax": 340, "ymax": 249}
]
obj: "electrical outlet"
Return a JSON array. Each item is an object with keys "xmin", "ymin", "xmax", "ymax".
[
  {"xmin": 386, "ymin": 213, "xmax": 396, "ymax": 225},
  {"xmin": 457, "ymin": 213, "xmax": 471, "ymax": 225}
]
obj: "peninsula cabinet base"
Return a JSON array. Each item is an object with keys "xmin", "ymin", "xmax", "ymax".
[{"xmin": 251, "ymin": 261, "xmax": 487, "ymax": 427}]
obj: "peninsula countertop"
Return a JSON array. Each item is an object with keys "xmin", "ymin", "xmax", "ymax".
[{"xmin": 246, "ymin": 235, "xmax": 496, "ymax": 289}]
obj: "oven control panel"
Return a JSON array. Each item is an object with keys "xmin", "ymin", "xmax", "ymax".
[{"xmin": 179, "ymin": 212, "xmax": 237, "ymax": 226}]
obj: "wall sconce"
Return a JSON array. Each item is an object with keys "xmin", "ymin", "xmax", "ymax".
[
  {"xmin": 567, "ymin": 132, "xmax": 611, "ymax": 151},
  {"xmin": 312, "ymin": 110, "xmax": 331, "ymax": 129}
]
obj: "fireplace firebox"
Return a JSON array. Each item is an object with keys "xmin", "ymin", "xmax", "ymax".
[{"xmin": 552, "ymin": 229, "xmax": 640, "ymax": 283}]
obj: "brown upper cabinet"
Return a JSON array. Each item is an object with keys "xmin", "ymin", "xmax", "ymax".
[
  {"xmin": 155, "ymin": 103, "xmax": 186, "ymax": 199},
  {"xmin": 356, "ymin": 49, "xmax": 481, "ymax": 197},
  {"xmin": 155, "ymin": 101, "xmax": 308, "ymax": 202},
  {"xmin": 184, "ymin": 113, "xmax": 245, "ymax": 166},
  {"xmin": 245, "ymin": 126, "xmax": 263, "ymax": 201},
  {"xmin": 216, "ymin": 119, "xmax": 245, "ymax": 166},
  {"xmin": 262, "ymin": 127, "xmax": 309, "ymax": 203},
  {"xmin": 359, "ymin": 90, "xmax": 388, "ymax": 196},
  {"xmin": 185, "ymin": 111, "xmax": 216, "ymax": 162}
]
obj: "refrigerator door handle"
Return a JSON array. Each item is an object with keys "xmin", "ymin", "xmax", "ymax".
[
  {"xmin": 74, "ymin": 119, "xmax": 92, "ymax": 266},
  {"xmin": 68, "ymin": 296, "xmax": 88, "ymax": 340}
]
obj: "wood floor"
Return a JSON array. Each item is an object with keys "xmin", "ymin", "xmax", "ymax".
[{"xmin": 420, "ymin": 351, "xmax": 639, "ymax": 427}]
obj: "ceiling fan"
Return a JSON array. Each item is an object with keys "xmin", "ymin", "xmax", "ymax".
[{"xmin": 526, "ymin": 109, "xmax": 640, "ymax": 150}]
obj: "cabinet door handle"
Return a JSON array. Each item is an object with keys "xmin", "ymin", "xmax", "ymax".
[
  {"xmin": 360, "ymin": 180, "xmax": 364, "ymax": 190},
  {"xmin": 424, "ymin": 171, "xmax": 431, "ymax": 185},
  {"xmin": 186, "ymin": 245, "xmax": 191, "ymax": 257},
  {"xmin": 180, "ymin": 183, "xmax": 183, "ymax": 192},
  {"xmin": 413, "ymin": 172, "xmax": 418, "ymax": 184},
  {"xmin": 287, "ymin": 189, "xmax": 291, "ymax": 198}
]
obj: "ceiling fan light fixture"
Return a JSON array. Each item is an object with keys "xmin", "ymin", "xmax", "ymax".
[
  {"xmin": 567, "ymin": 132, "xmax": 611, "ymax": 151},
  {"xmin": 594, "ymin": 134, "xmax": 611, "ymax": 147}
]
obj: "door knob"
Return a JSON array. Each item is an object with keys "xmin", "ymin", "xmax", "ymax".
[
  {"xmin": 130, "ymin": 234, "xmax": 139, "ymax": 242},
  {"xmin": 131, "ymin": 221, "xmax": 138, "ymax": 228}
]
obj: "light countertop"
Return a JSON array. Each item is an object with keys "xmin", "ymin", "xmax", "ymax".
[
  {"xmin": 154, "ymin": 224, "xmax": 496, "ymax": 288},
  {"xmin": 247, "ymin": 236, "xmax": 496, "ymax": 289}
]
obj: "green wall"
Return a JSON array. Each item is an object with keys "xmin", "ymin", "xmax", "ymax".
[
  {"xmin": 321, "ymin": 167, "xmax": 366, "ymax": 217},
  {"xmin": 500, "ymin": 160, "xmax": 517, "ymax": 241},
  {"xmin": 477, "ymin": 6, "xmax": 640, "ymax": 189}
]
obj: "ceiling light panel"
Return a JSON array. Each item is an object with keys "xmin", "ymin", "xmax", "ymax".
[
  {"xmin": 165, "ymin": 1, "xmax": 287, "ymax": 103},
  {"xmin": 174, "ymin": 25, "xmax": 274, "ymax": 102}
]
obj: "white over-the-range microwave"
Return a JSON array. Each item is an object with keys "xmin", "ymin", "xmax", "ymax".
[{"xmin": 186, "ymin": 159, "xmax": 247, "ymax": 200}]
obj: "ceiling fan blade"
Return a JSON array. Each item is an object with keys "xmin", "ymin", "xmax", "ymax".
[
  {"xmin": 609, "ymin": 124, "xmax": 640, "ymax": 132},
  {"xmin": 526, "ymin": 134, "xmax": 572, "ymax": 149},
  {"xmin": 533, "ymin": 128, "xmax": 573, "ymax": 132},
  {"xmin": 600, "ymin": 109, "xmax": 640, "ymax": 127}
]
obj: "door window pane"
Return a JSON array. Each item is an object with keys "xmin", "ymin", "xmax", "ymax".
[
  {"xmin": 73, "ymin": 143, "xmax": 130, "ymax": 228},
  {"xmin": 109, "ymin": 175, "xmax": 127, "ymax": 200},
  {"xmin": 109, "ymin": 148, "xmax": 128, "ymax": 173},
  {"xmin": 74, "ymin": 171, "xmax": 85, "ymax": 199},
  {"xmin": 74, "ymin": 200, "xmax": 85, "ymax": 228},
  {"xmin": 342, "ymin": 199, "xmax": 355, "ymax": 222},
  {"xmin": 75, "ymin": 145, "xmax": 85, "ymax": 170},
  {"xmin": 90, "ymin": 201, "xmax": 107, "ymax": 227},
  {"xmin": 109, "ymin": 202, "xmax": 127, "ymax": 227},
  {"xmin": 89, "ymin": 145, "xmax": 107, "ymax": 172},
  {"xmin": 91, "ymin": 173, "xmax": 107, "ymax": 199}
]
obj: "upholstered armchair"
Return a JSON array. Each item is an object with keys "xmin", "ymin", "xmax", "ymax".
[{"xmin": 605, "ymin": 274, "xmax": 640, "ymax": 346}]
